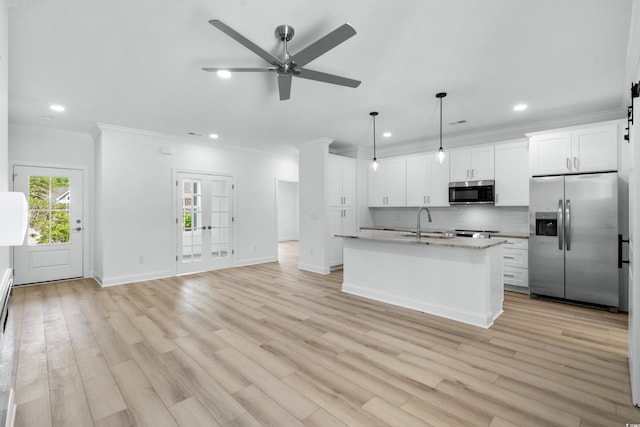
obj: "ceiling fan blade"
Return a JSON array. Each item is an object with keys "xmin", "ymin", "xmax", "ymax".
[
  {"xmin": 277, "ymin": 74, "xmax": 292, "ymax": 101},
  {"xmin": 296, "ymin": 68, "xmax": 361, "ymax": 88},
  {"xmin": 209, "ymin": 20, "xmax": 282, "ymax": 67},
  {"xmin": 292, "ymin": 23, "xmax": 356, "ymax": 67},
  {"xmin": 202, "ymin": 67, "xmax": 276, "ymax": 72}
]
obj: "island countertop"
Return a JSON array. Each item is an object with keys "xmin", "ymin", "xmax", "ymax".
[{"xmin": 336, "ymin": 230, "xmax": 506, "ymax": 250}]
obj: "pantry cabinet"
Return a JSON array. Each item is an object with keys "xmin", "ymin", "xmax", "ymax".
[
  {"xmin": 449, "ymin": 146, "xmax": 494, "ymax": 181},
  {"xmin": 528, "ymin": 122, "xmax": 618, "ymax": 176},
  {"xmin": 328, "ymin": 155, "xmax": 357, "ymax": 267}
]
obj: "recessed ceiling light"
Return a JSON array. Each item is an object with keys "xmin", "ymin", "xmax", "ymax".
[
  {"xmin": 49, "ymin": 104, "xmax": 65, "ymax": 112},
  {"xmin": 216, "ymin": 70, "xmax": 232, "ymax": 79},
  {"xmin": 513, "ymin": 104, "xmax": 527, "ymax": 111},
  {"xmin": 383, "ymin": 132, "xmax": 392, "ymax": 138},
  {"xmin": 209, "ymin": 133, "xmax": 219, "ymax": 139}
]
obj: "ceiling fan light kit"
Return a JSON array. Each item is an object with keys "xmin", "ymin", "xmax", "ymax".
[{"xmin": 203, "ymin": 19, "xmax": 361, "ymax": 101}]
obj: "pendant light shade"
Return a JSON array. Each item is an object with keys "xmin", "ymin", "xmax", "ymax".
[
  {"xmin": 0, "ymin": 192, "xmax": 29, "ymax": 246},
  {"xmin": 436, "ymin": 92, "xmax": 447, "ymax": 164},
  {"xmin": 370, "ymin": 111, "xmax": 379, "ymax": 171}
]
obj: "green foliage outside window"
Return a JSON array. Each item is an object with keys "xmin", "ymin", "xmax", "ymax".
[{"xmin": 29, "ymin": 176, "xmax": 70, "ymax": 244}]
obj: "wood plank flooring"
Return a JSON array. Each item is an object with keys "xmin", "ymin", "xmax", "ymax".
[{"xmin": 11, "ymin": 241, "xmax": 640, "ymax": 426}]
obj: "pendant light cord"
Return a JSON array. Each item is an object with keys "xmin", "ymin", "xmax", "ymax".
[{"xmin": 370, "ymin": 111, "xmax": 378, "ymax": 161}]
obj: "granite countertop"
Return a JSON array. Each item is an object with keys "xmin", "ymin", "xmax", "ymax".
[
  {"xmin": 336, "ymin": 230, "xmax": 506, "ymax": 250},
  {"xmin": 361, "ymin": 226, "xmax": 529, "ymax": 240},
  {"xmin": 492, "ymin": 231, "xmax": 529, "ymax": 239}
]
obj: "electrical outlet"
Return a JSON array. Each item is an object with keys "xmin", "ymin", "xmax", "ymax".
[{"xmin": 138, "ymin": 256, "xmax": 144, "ymax": 264}]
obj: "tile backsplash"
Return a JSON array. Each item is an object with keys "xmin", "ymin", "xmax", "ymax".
[{"xmin": 369, "ymin": 205, "xmax": 529, "ymax": 233}]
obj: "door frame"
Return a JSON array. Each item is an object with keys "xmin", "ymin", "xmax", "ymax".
[
  {"xmin": 10, "ymin": 161, "xmax": 91, "ymax": 282},
  {"xmin": 172, "ymin": 168, "xmax": 237, "ymax": 274},
  {"xmin": 274, "ymin": 178, "xmax": 299, "ymax": 261}
]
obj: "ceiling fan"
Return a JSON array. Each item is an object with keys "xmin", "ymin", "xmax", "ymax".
[{"xmin": 202, "ymin": 19, "xmax": 361, "ymax": 101}]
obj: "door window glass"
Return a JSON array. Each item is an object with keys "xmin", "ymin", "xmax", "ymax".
[{"xmin": 28, "ymin": 176, "xmax": 70, "ymax": 245}]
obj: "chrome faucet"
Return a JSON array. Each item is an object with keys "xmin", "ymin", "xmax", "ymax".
[{"xmin": 416, "ymin": 206, "xmax": 432, "ymax": 238}]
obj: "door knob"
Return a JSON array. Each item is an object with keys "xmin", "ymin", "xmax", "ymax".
[{"xmin": 73, "ymin": 227, "xmax": 82, "ymax": 232}]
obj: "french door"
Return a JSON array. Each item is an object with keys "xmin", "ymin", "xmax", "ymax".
[
  {"xmin": 176, "ymin": 172, "xmax": 234, "ymax": 275},
  {"xmin": 12, "ymin": 165, "xmax": 84, "ymax": 285}
]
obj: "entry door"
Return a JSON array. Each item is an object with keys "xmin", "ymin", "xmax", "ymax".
[
  {"xmin": 13, "ymin": 165, "xmax": 84, "ymax": 285},
  {"xmin": 177, "ymin": 172, "xmax": 233, "ymax": 275}
]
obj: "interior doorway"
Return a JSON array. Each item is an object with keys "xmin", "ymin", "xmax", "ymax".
[{"xmin": 276, "ymin": 180, "xmax": 299, "ymax": 260}]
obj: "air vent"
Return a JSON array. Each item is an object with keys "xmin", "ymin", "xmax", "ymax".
[{"xmin": 187, "ymin": 132, "xmax": 202, "ymax": 136}]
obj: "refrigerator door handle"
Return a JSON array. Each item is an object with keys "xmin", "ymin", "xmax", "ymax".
[
  {"xmin": 558, "ymin": 199, "xmax": 564, "ymax": 250},
  {"xmin": 565, "ymin": 199, "xmax": 571, "ymax": 251}
]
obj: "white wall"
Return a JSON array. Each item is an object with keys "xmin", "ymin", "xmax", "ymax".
[
  {"xmin": 96, "ymin": 125, "xmax": 298, "ymax": 286},
  {"xmin": 0, "ymin": 0, "xmax": 8, "ymax": 275},
  {"xmin": 277, "ymin": 180, "xmax": 298, "ymax": 242}
]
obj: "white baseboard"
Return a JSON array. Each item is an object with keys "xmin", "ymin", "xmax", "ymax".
[
  {"xmin": 98, "ymin": 269, "xmax": 174, "ymax": 287},
  {"xmin": 342, "ymin": 282, "xmax": 498, "ymax": 329},
  {"xmin": 297, "ymin": 263, "xmax": 330, "ymax": 275},
  {"xmin": 234, "ymin": 256, "xmax": 277, "ymax": 267}
]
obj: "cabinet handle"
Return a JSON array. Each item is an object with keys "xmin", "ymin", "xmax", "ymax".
[
  {"xmin": 471, "ymin": 168, "xmax": 475, "ymax": 178},
  {"xmin": 423, "ymin": 196, "xmax": 426, "ymax": 204},
  {"xmin": 573, "ymin": 157, "xmax": 578, "ymax": 170},
  {"xmin": 495, "ymin": 193, "xmax": 499, "ymax": 204},
  {"xmin": 427, "ymin": 195, "xmax": 430, "ymax": 204},
  {"xmin": 504, "ymin": 256, "xmax": 516, "ymax": 259},
  {"xmin": 466, "ymin": 169, "xmax": 470, "ymax": 179},
  {"xmin": 566, "ymin": 157, "xmax": 571, "ymax": 170},
  {"xmin": 504, "ymin": 274, "xmax": 516, "ymax": 278}
]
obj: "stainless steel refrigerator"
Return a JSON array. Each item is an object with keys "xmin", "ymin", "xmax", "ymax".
[{"xmin": 529, "ymin": 172, "xmax": 618, "ymax": 308}]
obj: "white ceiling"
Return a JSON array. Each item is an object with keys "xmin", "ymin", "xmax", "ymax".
[{"xmin": 8, "ymin": 0, "xmax": 634, "ymax": 156}]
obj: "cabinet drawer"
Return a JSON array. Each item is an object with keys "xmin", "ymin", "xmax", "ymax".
[
  {"xmin": 504, "ymin": 267, "xmax": 529, "ymax": 288},
  {"xmin": 504, "ymin": 249, "xmax": 528, "ymax": 268},
  {"xmin": 503, "ymin": 238, "xmax": 528, "ymax": 250}
]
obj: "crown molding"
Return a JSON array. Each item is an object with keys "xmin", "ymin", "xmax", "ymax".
[{"xmin": 8, "ymin": 122, "xmax": 94, "ymax": 140}]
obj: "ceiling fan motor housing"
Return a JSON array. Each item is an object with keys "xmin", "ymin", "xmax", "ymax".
[{"xmin": 275, "ymin": 25, "xmax": 295, "ymax": 42}]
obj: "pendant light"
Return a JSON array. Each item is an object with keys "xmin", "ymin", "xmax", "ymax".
[
  {"xmin": 436, "ymin": 92, "xmax": 447, "ymax": 164},
  {"xmin": 370, "ymin": 111, "xmax": 379, "ymax": 171}
]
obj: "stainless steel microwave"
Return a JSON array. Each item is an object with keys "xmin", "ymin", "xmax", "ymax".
[{"xmin": 448, "ymin": 180, "xmax": 495, "ymax": 205}]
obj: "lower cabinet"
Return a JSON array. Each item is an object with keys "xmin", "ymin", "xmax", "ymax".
[
  {"xmin": 329, "ymin": 207, "xmax": 356, "ymax": 267},
  {"xmin": 503, "ymin": 237, "xmax": 529, "ymax": 291}
]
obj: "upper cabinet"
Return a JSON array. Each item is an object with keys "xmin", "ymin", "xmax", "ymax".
[
  {"xmin": 368, "ymin": 156, "xmax": 406, "ymax": 207},
  {"xmin": 528, "ymin": 122, "xmax": 618, "ymax": 176},
  {"xmin": 449, "ymin": 146, "xmax": 495, "ymax": 181},
  {"xmin": 495, "ymin": 141, "xmax": 529, "ymax": 206},
  {"xmin": 328, "ymin": 155, "xmax": 356, "ymax": 207}
]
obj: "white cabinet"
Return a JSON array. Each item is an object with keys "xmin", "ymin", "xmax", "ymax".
[
  {"xmin": 449, "ymin": 146, "xmax": 495, "ymax": 181},
  {"xmin": 503, "ymin": 237, "xmax": 529, "ymax": 290},
  {"xmin": 328, "ymin": 155, "xmax": 356, "ymax": 207},
  {"xmin": 406, "ymin": 154, "xmax": 428, "ymax": 206},
  {"xmin": 426, "ymin": 152, "xmax": 450, "ymax": 206},
  {"xmin": 368, "ymin": 156, "xmax": 406, "ymax": 207},
  {"xmin": 495, "ymin": 141, "xmax": 529, "ymax": 206},
  {"xmin": 529, "ymin": 123, "xmax": 618, "ymax": 176},
  {"xmin": 328, "ymin": 155, "xmax": 357, "ymax": 267},
  {"xmin": 328, "ymin": 206, "xmax": 356, "ymax": 267}
]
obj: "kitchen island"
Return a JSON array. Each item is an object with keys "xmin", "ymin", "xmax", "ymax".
[{"xmin": 337, "ymin": 230, "xmax": 506, "ymax": 328}]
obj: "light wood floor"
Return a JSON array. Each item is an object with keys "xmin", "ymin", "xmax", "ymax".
[{"xmin": 10, "ymin": 241, "xmax": 640, "ymax": 426}]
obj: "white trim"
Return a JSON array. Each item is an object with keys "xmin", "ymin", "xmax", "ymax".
[
  {"xmin": 297, "ymin": 262, "xmax": 330, "ymax": 275},
  {"xmin": 98, "ymin": 269, "xmax": 175, "ymax": 287},
  {"xmin": 8, "ymin": 122, "xmax": 95, "ymax": 139},
  {"xmin": 234, "ymin": 256, "xmax": 277, "ymax": 267},
  {"xmin": 342, "ymin": 282, "xmax": 501, "ymax": 329}
]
